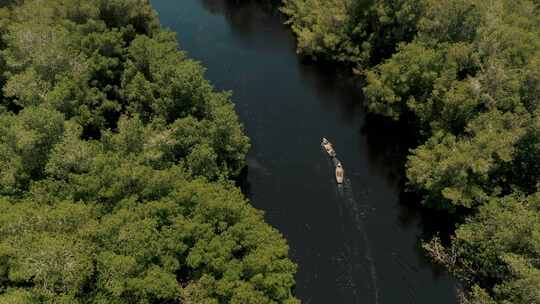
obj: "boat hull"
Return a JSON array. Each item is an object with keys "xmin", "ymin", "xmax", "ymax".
[{"xmin": 335, "ymin": 166, "xmax": 344, "ymax": 184}]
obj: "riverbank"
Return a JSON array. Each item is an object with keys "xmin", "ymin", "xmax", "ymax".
[{"xmin": 282, "ymin": 0, "xmax": 540, "ymax": 302}]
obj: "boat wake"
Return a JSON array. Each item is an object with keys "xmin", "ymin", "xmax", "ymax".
[
  {"xmin": 324, "ymin": 152, "xmax": 380, "ymax": 304},
  {"xmin": 339, "ymin": 177, "xmax": 379, "ymax": 304}
]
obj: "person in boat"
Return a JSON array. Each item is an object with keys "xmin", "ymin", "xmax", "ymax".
[
  {"xmin": 321, "ymin": 137, "xmax": 336, "ymax": 156},
  {"xmin": 329, "ymin": 149, "xmax": 336, "ymax": 158}
]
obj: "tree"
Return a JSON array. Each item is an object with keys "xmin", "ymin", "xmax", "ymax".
[
  {"xmin": 0, "ymin": 106, "xmax": 64, "ymax": 194},
  {"xmin": 425, "ymin": 191, "xmax": 540, "ymax": 304},
  {"xmin": 0, "ymin": 178, "xmax": 299, "ymax": 303}
]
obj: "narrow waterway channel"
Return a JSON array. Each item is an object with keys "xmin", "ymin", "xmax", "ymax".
[{"xmin": 150, "ymin": 1, "xmax": 458, "ymax": 303}]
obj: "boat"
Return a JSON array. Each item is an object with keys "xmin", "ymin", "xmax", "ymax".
[
  {"xmin": 321, "ymin": 137, "xmax": 336, "ymax": 157},
  {"xmin": 335, "ymin": 162, "xmax": 344, "ymax": 184}
]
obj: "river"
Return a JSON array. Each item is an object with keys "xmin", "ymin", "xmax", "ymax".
[{"xmin": 150, "ymin": 1, "xmax": 457, "ymax": 303}]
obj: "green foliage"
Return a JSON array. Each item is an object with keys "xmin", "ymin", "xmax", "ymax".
[
  {"xmin": 0, "ymin": 178, "xmax": 298, "ymax": 303},
  {"xmin": 0, "ymin": 0, "xmax": 296, "ymax": 303},
  {"xmin": 407, "ymin": 110, "xmax": 528, "ymax": 208},
  {"xmin": 425, "ymin": 192, "xmax": 540, "ymax": 303},
  {"xmin": 282, "ymin": 0, "xmax": 423, "ymax": 66},
  {"xmin": 364, "ymin": 0, "xmax": 540, "ymax": 210},
  {"xmin": 364, "ymin": 41, "xmax": 444, "ymax": 120},
  {"xmin": 0, "ymin": 106, "xmax": 64, "ymax": 195},
  {"xmin": 281, "ymin": 0, "xmax": 363, "ymax": 64},
  {"xmin": 417, "ymin": 0, "xmax": 481, "ymax": 45},
  {"xmin": 1, "ymin": 0, "xmax": 249, "ymax": 176}
]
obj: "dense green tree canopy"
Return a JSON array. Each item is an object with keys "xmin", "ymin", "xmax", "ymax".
[
  {"xmin": 281, "ymin": 0, "xmax": 423, "ymax": 66},
  {"xmin": 0, "ymin": 0, "xmax": 298, "ymax": 303},
  {"xmin": 425, "ymin": 191, "xmax": 540, "ymax": 303},
  {"xmin": 364, "ymin": 0, "xmax": 540, "ymax": 209},
  {"xmin": 0, "ymin": 178, "xmax": 297, "ymax": 303}
]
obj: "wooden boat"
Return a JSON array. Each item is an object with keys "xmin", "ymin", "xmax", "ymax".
[
  {"xmin": 335, "ymin": 162, "xmax": 344, "ymax": 184},
  {"xmin": 321, "ymin": 137, "xmax": 336, "ymax": 157}
]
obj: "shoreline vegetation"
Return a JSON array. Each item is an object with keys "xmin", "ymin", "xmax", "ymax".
[
  {"xmin": 0, "ymin": 1, "xmax": 299, "ymax": 303},
  {"xmin": 282, "ymin": 0, "xmax": 540, "ymax": 303}
]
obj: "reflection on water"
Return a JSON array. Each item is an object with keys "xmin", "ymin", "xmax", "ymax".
[{"xmin": 150, "ymin": 0, "xmax": 457, "ymax": 303}]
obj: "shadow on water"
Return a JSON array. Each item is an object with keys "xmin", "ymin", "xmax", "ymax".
[
  {"xmin": 150, "ymin": 0, "xmax": 458, "ymax": 303},
  {"xmin": 362, "ymin": 113, "xmax": 459, "ymax": 291},
  {"xmin": 297, "ymin": 64, "xmax": 364, "ymax": 124},
  {"xmin": 362, "ymin": 112, "xmax": 458, "ymax": 240}
]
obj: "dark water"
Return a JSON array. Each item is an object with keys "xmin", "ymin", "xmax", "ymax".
[{"xmin": 150, "ymin": 1, "xmax": 457, "ymax": 303}]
